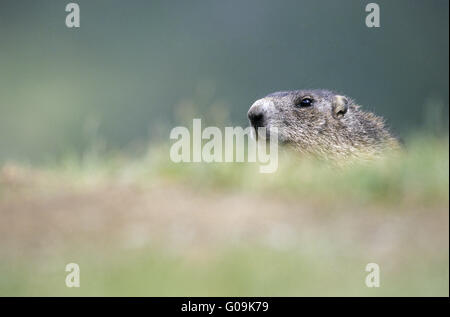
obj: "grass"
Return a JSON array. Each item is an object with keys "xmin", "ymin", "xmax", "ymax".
[
  {"xmin": 44, "ymin": 134, "xmax": 449, "ymax": 206},
  {"xmin": 1, "ymin": 246, "xmax": 448, "ymax": 296},
  {"xmin": 0, "ymin": 134, "xmax": 448, "ymax": 296}
]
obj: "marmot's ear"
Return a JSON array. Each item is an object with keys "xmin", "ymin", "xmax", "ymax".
[{"xmin": 332, "ymin": 95, "xmax": 348, "ymax": 119}]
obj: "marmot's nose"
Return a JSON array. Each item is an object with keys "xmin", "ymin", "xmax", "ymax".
[
  {"xmin": 248, "ymin": 108, "xmax": 265, "ymax": 128},
  {"xmin": 248, "ymin": 99, "xmax": 271, "ymax": 128}
]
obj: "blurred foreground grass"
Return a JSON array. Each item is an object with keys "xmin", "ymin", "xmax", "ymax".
[
  {"xmin": 1, "ymin": 246, "xmax": 448, "ymax": 296},
  {"xmin": 0, "ymin": 135, "xmax": 448, "ymax": 296},
  {"xmin": 51, "ymin": 134, "xmax": 449, "ymax": 206}
]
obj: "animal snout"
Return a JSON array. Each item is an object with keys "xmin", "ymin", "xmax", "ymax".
[
  {"xmin": 247, "ymin": 98, "xmax": 274, "ymax": 128},
  {"xmin": 248, "ymin": 108, "xmax": 265, "ymax": 128}
]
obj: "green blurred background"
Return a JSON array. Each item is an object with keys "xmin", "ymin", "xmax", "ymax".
[{"xmin": 0, "ymin": 0, "xmax": 448, "ymax": 162}]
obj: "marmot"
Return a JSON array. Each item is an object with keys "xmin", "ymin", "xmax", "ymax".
[{"xmin": 247, "ymin": 89, "xmax": 400, "ymax": 160}]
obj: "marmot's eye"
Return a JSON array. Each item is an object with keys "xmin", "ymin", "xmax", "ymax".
[{"xmin": 297, "ymin": 97, "xmax": 313, "ymax": 107}]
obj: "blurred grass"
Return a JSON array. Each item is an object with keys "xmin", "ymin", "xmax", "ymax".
[
  {"xmin": 0, "ymin": 134, "xmax": 448, "ymax": 296},
  {"xmin": 45, "ymin": 134, "xmax": 449, "ymax": 207},
  {"xmin": 1, "ymin": 246, "xmax": 448, "ymax": 296}
]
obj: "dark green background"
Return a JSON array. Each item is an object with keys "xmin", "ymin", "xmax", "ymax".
[{"xmin": 1, "ymin": 0, "xmax": 448, "ymax": 162}]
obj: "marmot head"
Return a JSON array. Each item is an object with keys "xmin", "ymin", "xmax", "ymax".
[{"xmin": 248, "ymin": 89, "xmax": 398, "ymax": 158}]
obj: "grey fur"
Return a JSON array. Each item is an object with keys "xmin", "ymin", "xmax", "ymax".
[{"xmin": 248, "ymin": 89, "xmax": 400, "ymax": 160}]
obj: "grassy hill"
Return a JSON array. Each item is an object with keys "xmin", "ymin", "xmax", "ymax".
[{"xmin": 0, "ymin": 135, "xmax": 448, "ymax": 296}]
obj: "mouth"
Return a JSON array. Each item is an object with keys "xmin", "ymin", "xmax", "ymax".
[
  {"xmin": 250, "ymin": 123, "xmax": 271, "ymax": 142},
  {"xmin": 250, "ymin": 125, "xmax": 260, "ymax": 141},
  {"xmin": 251, "ymin": 124, "xmax": 289, "ymax": 146}
]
